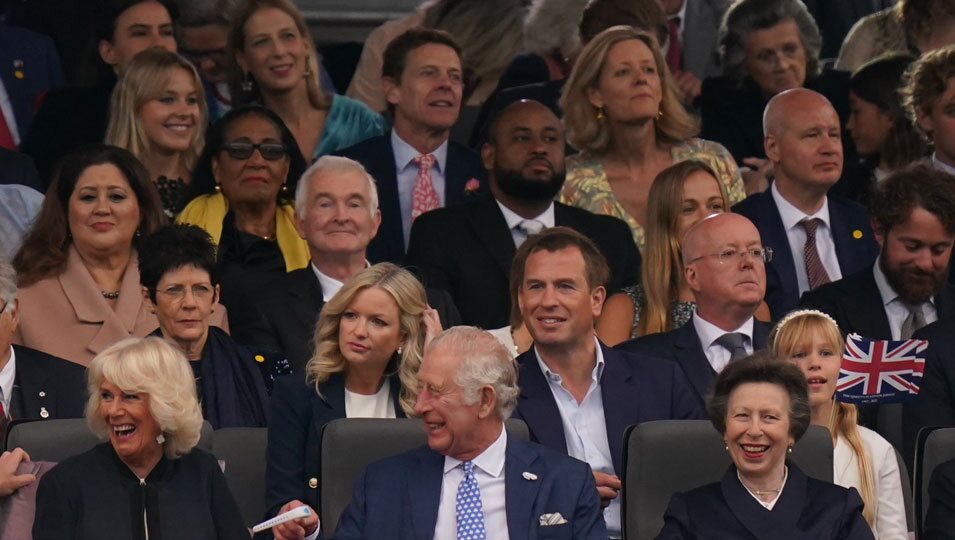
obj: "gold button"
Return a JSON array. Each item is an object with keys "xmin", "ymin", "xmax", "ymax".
[
  {"xmin": 308, "ymin": 478, "xmax": 318, "ymax": 489},
  {"xmin": 254, "ymin": 354, "xmax": 265, "ymax": 363}
]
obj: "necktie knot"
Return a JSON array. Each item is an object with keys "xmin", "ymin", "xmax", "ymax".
[
  {"xmin": 413, "ymin": 153, "xmax": 436, "ymax": 170},
  {"xmin": 900, "ymin": 302, "xmax": 927, "ymax": 339},
  {"xmin": 799, "ymin": 217, "xmax": 820, "ymax": 238},
  {"xmin": 798, "ymin": 218, "xmax": 831, "ymax": 289},
  {"xmin": 517, "ymin": 219, "xmax": 544, "ymax": 236},
  {"xmin": 715, "ymin": 332, "xmax": 748, "ymax": 361},
  {"xmin": 411, "ymin": 154, "xmax": 440, "ymax": 220}
]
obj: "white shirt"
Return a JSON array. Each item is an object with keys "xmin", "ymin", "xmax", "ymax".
[
  {"xmin": 392, "ymin": 129, "xmax": 449, "ymax": 247},
  {"xmin": 0, "ymin": 79, "xmax": 20, "ymax": 146},
  {"xmin": 495, "ymin": 200, "xmax": 556, "ymax": 247},
  {"xmin": 771, "ymin": 183, "xmax": 843, "ymax": 296},
  {"xmin": 692, "ymin": 313, "xmax": 755, "ymax": 374},
  {"xmin": 344, "ymin": 380, "xmax": 396, "ymax": 419},
  {"xmin": 433, "ymin": 426, "xmax": 510, "ymax": 540},
  {"xmin": 0, "ymin": 346, "xmax": 15, "ymax": 415},
  {"xmin": 872, "ymin": 261, "xmax": 938, "ymax": 339},
  {"xmin": 933, "ymin": 152, "xmax": 955, "ymax": 177},
  {"xmin": 310, "ymin": 261, "xmax": 370, "ymax": 302},
  {"xmin": 534, "ymin": 338, "xmax": 620, "ymax": 534}
]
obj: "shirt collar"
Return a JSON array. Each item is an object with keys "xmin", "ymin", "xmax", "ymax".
[
  {"xmin": 391, "ymin": 129, "xmax": 449, "ymax": 174},
  {"xmin": 495, "ymin": 200, "xmax": 556, "ymax": 231},
  {"xmin": 0, "ymin": 346, "xmax": 16, "ymax": 411},
  {"xmin": 692, "ymin": 312, "xmax": 754, "ymax": 349},
  {"xmin": 444, "ymin": 424, "xmax": 508, "ymax": 477},
  {"xmin": 311, "ymin": 261, "xmax": 370, "ymax": 302},
  {"xmin": 771, "ymin": 182, "xmax": 831, "ymax": 232},
  {"xmin": 533, "ymin": 336, "xmax": 606, "ymax": 385}
]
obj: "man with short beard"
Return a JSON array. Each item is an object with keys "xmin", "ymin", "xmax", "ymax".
[
  {"xmin": 802, "ymin": 162, "xmax": 955, "ymax": 453},
  {"xmin": 406, "ymin": 99, "xmax": 639, "ymax": 329}
]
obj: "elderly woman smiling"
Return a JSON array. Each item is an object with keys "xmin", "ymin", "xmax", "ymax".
[
  {"xmin": 32, "ymin": 337, "xmax": 247, "ymax": 540},
  {"xmin": 656, "ymin": 353, "xmax": 875, "ymax": 540}
]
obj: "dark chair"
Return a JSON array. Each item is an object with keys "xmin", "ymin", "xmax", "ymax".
[
  {"xmin": 914, "ymin": 427, "xmax": 955, "ymax": 535},
  {"xmin": 893, "ymin": 447, "xmax": 915, "ymax": 535},
  {"xmin": 319, "ymin": 418, "xmax": 530, "ymax": 538},
  {"xmin": 621, "ymin": 420, "xmax": 834, "ymax": 540},
  {"xmin": 211, "ymin": 427, "xmax": 268, "ymax": 528}
]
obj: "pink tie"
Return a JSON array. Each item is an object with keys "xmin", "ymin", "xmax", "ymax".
[{"xmin": 411, "ymin": 154, "xmax": 440, "ymax": 220}]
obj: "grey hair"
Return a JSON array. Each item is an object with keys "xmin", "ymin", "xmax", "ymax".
[
  {"xmin": 719, "ymin": 0, "xmax": 822, "ymax": 87},
  {"xmin": 426, "ymin": 326, "xmax": 520, "ymax": 419},
  {"xmin": 175, "ymin": 0, "xmax": 236, "ymax": 27},
  {"xmin": 0, "ymin": 260, "xmax": 16, "ymax": 305},
  {"xmin": 294, "ymin": 155, "xmax": 380, "ymax": 220}
]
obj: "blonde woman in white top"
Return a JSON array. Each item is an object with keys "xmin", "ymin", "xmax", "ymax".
[{"xmin": 770, "ymin": 309, "xmax": 908, "ymax": 540}]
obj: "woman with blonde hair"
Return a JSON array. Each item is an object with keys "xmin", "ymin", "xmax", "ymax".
[
  {"xmin": 263, "ymin": 263, "xmax": 442, "ymax": 540},
  {"xmin": 769, "ymin": 309, "xmax": 908, "ymax": 539},
  {"xmin": 558, "ymin": 26, "xmax": 744, "ymax": 250},
  {"xmin": 227, "ymin": 0, "xmax": 384, "ymax": 160},
  {"xmin": 33, "ymin": 337, "xmax": 247, "ymax": 539},
  {"xmin": 106, "ymin": 48, "xmax": 207, "ymax": 218}
]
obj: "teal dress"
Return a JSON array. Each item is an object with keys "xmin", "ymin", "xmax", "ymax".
[{"xmin": 313, "ymin": 94, "xmax": 386, "ymax": 158}]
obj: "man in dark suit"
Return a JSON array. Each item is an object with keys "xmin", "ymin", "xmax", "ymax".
[
  {"xmin": 902, "ymin": 319, "xmax": 955, "ymax": 466},
  {"xmin": 335, "ymin": 28, "xmax": 486, "ymax": 264},
  {"xmin": 273, "ymin": 326, "xmax": 607, "ymax": 539},
  {"xmin": 734, "ymin": 89, "xmax": 878, "ymax": 321},
  {"xmin": 659, "ymin": 0, "xmax": 728, "ymax": 103},
  {"xmin": 238, "ymin": 155, "xmax": 460, "ymax": 371},
  {"xmin": 406, "ymin": 100, "xmax": 639, "ymax": 329},
  {"xmin": 508, "ymin": 227, "xmax": 702, "ymax": 537},
  {"xmin": 0, "ymin": 23, "xmax": 62, "ymax": 149},
  {"xmin": 0, "ymin": 261, "xmax": 86, "ymax": 430},
  {"xmin": 618, "ymin": 213, "xmax": 772, "ymax": 407}
]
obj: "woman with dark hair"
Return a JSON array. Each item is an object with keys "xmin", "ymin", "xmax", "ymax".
[
  {"xmin": 227, "ymin": 0, "xmax": 383, "ymax": 159},
  {"xmin": 656, "ymin": 353, "xmax": 875, "ymax": 539},
  {"xmin": 12, "ymin": 144, "xmax": 167, "ymax": 366},
  {"xmin": 177, "ymin": 105, "xmax": 309, "ymax": 311},
  {"xmin": 21, "ymin": 0, "xmax": 179, "ymax": 184},
  {"xmin": 139, "ymin": 224, "xmax": 276, "ymax": 428},
  {"xmin": 844, "ymin": 54, "xmax": 927, "ymax": 205}
]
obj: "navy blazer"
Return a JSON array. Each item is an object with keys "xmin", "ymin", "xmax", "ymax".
[
  {"xmin": 512, "ymin": 344, "xmax": 704, "ymax": 476},
  {"xmin": 9, "ymin": 344, "xmax": 86, "ymax": 421},
  {"xmin": 656, "ymin": 464, "xmax": 874, "ymax": 540},
  {"xmin": 733, "ymin": 190, "xmax": 878, "ymax": 321},
  {"xmin": 0, "ymin": 24, "xmax": 62, "ymax": 141},
  {"xmin": 331, "ymin": 436, "xmax": 607, "ymax": 540},
  {"xmin": 263, "ymin": 372, "xmax": 406, "ymax": 519},
  {"xmin": 901, "ymin": 320, "xmax": 955, "ymax": 465},
  {"xmin": 334, "ymin": 132, "xmax": 487, "ymax": 264},
  {"xmin": 616, "ymin": 319, "xmax": 772, "ymax": 409}
]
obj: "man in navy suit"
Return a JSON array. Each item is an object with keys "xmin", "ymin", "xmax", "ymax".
[
  {"xmin": 617, "ymin": 213, "xmax": 772, "ymax": 408},
  {"xmin": 336, "ymin": 28, "xmax": 486, "ymax": 264},
  {"xmin": 273, "ymin": 326, "xmax": 607, "ymax": 539},
  {"xmin": 734, "ymin": 88, "xmax": 878, "ymax": 321},
  {"xmin": 0, "ymin": 23, "xmax": 62, "ymax": 149},
  {"xmin": 509, "ymin": 227, "xmax": 703, "ymax": 537}
]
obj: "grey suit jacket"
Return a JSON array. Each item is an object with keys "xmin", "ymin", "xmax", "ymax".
[{"xmin": 682, "ymin": 0, "xmax": 729, "ymax": 80}]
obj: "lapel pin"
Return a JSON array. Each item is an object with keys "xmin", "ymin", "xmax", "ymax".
[
  {"xmin": 13, "ymin": 59, "xmax": 24, "ymax": 79},
  {"xmin": 852, "ymin": 229, "xmax": 863, "ymax": 239},
  {"xmin": 40, "ymin": 407, "xmax": 49, "ymax": 418},
  {"xmin": 522, "ymin": 471, "xmax": 538, "ymax": 481},
  {"xmin": 39, "ymin": 390, "xmax": 46, "ymax": 397}
]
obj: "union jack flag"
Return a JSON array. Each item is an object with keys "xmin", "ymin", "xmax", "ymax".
[{"xmin": 835, "ymin": 333, "xmax": 927, "ymax": 404}]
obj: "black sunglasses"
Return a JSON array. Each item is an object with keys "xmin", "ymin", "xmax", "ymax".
[{"xmin": 221, "ymin": 141, "xmax": 288, "ymax": 161}]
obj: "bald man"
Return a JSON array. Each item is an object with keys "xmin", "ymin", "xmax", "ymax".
[
  {"xmin": 617, "ymin": 213, "xmax": 772, "ymax": 407},
  {"xmin": 733, "ymin": 88, "xmax": 877, "ymax": 320},
  {"xmin": 406, "ymin": 99, "xmax": 639, "ymax": 329}
]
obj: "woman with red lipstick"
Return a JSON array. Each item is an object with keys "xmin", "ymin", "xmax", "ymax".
[
  {"xmin": 227, "ymin": 0, "xmax": 384, "ymax": 160},
  {"xmin": 106, "ymin": 49, "xmax": 208, "ymax": 218},
  {"xmin": 264, "ymin": 263, "xmax": 440, "ymax": 540},
  {"xmin": 657, "ymin": 353, "xmax": 875, "ymax": 540},
  {"xmin": 770, "ymin": 310, "xmax": 908, "ymax": 540},
  {"xmin": 33, "ymin": 337, "xmax": 247, "ymax": 540}
]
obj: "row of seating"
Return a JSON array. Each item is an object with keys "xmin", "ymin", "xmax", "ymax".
[{"xmin": 8, "ymin": 419, "xmax": 953, "ymax": 538}]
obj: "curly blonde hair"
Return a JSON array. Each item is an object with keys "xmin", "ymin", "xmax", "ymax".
[
  {"xmin": 306, "ymin": 263, "xmax": 428, "ymax": 416},
  {"xmin": 561, "ymin": 26, "xmax": 699, "ymax": 154},
  {"xmin": 86, "ymin": 337, "xmax": 204, "ymax": 459},
  {"xmin": 902, "ymin": 45, "xmax": 955, "ymax": 143}
]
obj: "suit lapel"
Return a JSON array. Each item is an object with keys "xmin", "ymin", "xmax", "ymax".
[
  {"xmin": 722, "ymin": 465, "xmax": 813, "ymax": 540},
  {"xmin": 444, "ymin": 143, "xmax": 474, "ymax": 207},
  {"xmin": 752, "ymin": 321, "xmax": 771, "ymax": 350},
  {"xmin": 935, "ymin": 284, "xmax": 955, "ymax": 320},
  {"xmin": 504, "ymin": 438, "xmax": 542, "ymax": 540},
  {"xmin": 599, "ymin": 346, "xmax": 631, "ymax": 475},
  {"xmin": 843, "ymin": 270, "xmax": 892, "ymax": 338},
  {"xmin": 467, "ymin": 198, "xmax": 517, "ymax": 277},
  {"xmin": 515, "ymin": 351, "xmax": 568, "ymax": 453},
  {"xmin": 286, "ymin": 269, "xmax": 324, "ymax": 337},
  {"xmin": 10, "ymin": 347, "xmax": 51, "ymax": 420},
  {"xmin": 365, "ymin": 135, "xmax": 405, "ymax": 259},
  {"xmin": 409, "ymin": 448, "xmax": 445, "ymax": 540},
  {"xmin": 672, "ymin": 323, "xmax": 714, "ymax": 406},
  {"xmin": 758, "ymin": 193, "xmax": 799, "ymax": 316}
]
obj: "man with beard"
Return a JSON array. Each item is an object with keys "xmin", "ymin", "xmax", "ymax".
[
  {"xmin": 802, "ymin": 162, "xmax": 955, "ymax": 455},
  {"xmin": 406, "ymin": 99, "xmax": 639, "ymax": 329}
]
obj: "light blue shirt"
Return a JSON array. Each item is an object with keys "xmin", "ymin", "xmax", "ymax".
[
  {"xmin": 534, "ymin": 339, "xmax": 619, "ymax": 535},
  {"xmin": 391, "ymin": 129, "xmax": 448, "ymax": 247},
  {"xmin": 0, "ymin": 184, "xmax": 43, "ymax": 260}
]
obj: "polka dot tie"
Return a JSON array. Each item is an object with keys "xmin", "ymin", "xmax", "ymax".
[
  {"xmin": 411, "ymin": 154, "xmax": 440, "ymax": 221},
  {"xmin": 455, "ymin": 461, "xmax": 487, "ymax": 540}
]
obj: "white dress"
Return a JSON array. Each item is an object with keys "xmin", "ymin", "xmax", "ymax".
[{"xmin": 834, "ymin": 425, "xmax": 909, "ymax": 540}]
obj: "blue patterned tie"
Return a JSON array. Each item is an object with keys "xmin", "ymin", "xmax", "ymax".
[{"xmin": 456, "ymin": 461, "xmax": 487, "ymax": 540}]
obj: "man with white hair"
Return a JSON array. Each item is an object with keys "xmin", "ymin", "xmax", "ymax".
[
  {"xmin": 276, "ymin": 326, "xmax": 607, "ymax": 539},
  {"xmin": 240, "ymin": 156, "xmax": 459, "ymax": 371}
]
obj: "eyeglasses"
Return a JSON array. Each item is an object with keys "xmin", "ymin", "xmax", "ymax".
[
  {"xmin": 688, "ymin": 247, "xmax": 774, "ymax": 265},
  {"xmin": 156, "ymin": 284, "xmax": 215, "ymax": 302},
  {"xmin": 221, "ymin": 141, "xmax": 288, "ymax": 161},
  {"xmin": 179, "ymin": 47, "xmax": 226, "ymax": 63}
]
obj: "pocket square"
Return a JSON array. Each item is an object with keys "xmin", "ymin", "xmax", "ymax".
[{"xmin": 538, "ymin": 512, "xmax": 568, "ymax": 526}]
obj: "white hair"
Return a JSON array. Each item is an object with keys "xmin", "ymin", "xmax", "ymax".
[{"xmin": 294, "ymin": 155, "xmax": 379, "ymax": 220}]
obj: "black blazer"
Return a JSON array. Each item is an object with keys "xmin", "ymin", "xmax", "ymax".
[
  {"xmin": 902, "ymin": 320, "xmax": 955, "ymax": 465},
  {"xmin": 924, "ymin": 458, "xmax": 955, "ymax": 540},
  {"xmin": 616, "ymin": 318, "xmax": 772, "ymax": 408},
  {"xmin": 236, "ymin": 268, "xmax": 462, "ymax": 372},
  {"xmin": 334, "ymin": 132, "xmax": 487, "ymax": 264},
  {"xmin": 512, "ymin": 344, "xmax": 704, "ymax": 476},
  {"xmin": 656, "ymin": 464, "xmax": 875, "ymax": 540},
  {"xmin": 263, "ymin": 372, "xmax": 406, "ymax": 520},
  {"xmin": 405, "ymin": 196, "xmax": 641, "ymax": 329},
  {"xmin": 0, "ymin": 147, "xmax": 42, "ymax": 191},
  {"xmin": 10, "ymin": 344, "xmax": 86, "ymax": 421},
  {"xmin": 733, "ymin": 190, "xmax": 878, "ymax": 321}
]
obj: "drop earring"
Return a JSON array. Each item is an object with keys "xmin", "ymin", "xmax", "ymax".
[
  {"xmin": 303, "ymin": 56, "xmax": 313, "ymax": 78},
  {"xmin": 241, "ymin": 72, "xmax": 254, "ymax": 92},
  {"xmin": 596, "ymin": 107, "xmax": 605, "ymax": 121}
]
